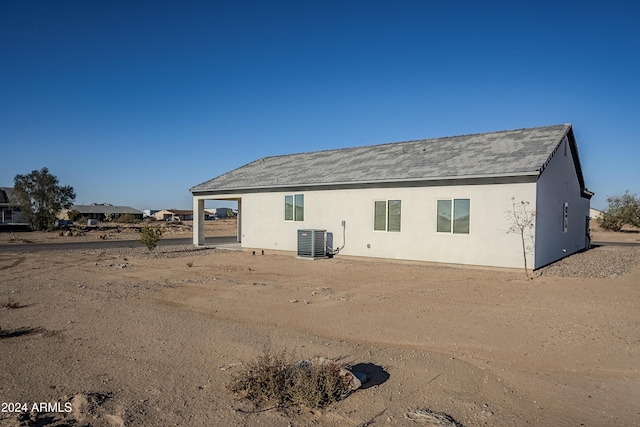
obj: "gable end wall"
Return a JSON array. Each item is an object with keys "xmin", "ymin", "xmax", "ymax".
[{"xmin": 534, "ymin": 136, "xmax": 590, "ymax": 268}]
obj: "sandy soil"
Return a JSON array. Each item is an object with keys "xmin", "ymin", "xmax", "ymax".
[
  {"xmin": 1, "ymin": 221, "xmax": 639, "ymax": 426},
  {"xmin": 0, "ymin": 219, "xmax": 237, "ymax": 245},
  {"xmin": 590, "ymin": 220, "xmax": 640, "ymax": 243}
]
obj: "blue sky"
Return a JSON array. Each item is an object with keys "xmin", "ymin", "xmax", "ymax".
[{"xmin": 1, "ymin": 1, "xmax": 638, "ymax": 210}]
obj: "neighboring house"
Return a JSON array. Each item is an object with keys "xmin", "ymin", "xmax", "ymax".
[
  {"xmin": 61, "ymin": 204, "xmax": 144, "ymax": 221},
  {"xmin": 153, "ymin": 209, "xmax": 193, "ymax": 221},
  {"xmin": 143, "ymin": 209, "xmax": 160, "ymax": 218},
  {"xmin": 214, "ymin": 207, "xmax": 236, "ymax": 218},
  {"xmin": 589, "ymin": 208, "xmax": 603, "ymax": 219},
  {"xmin": 190, "ymin": 124, "xmax": 593, "ymax": 270},
  {"xmin": 0, "ymin": 187, "xmax": 21, "ymax": 224}
]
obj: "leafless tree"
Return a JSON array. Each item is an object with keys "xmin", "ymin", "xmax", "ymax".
[{"xmin": 506, "ymin": 198, "xmax": 536, "ymax": 279}]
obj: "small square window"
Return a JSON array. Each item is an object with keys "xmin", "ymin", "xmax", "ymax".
[
  {"xmin": 285, "ymin": 194, "xmax": 304, "ymax": 221},
  {"xmin": 374, "ymin": 200, "xmax": 401, "ymax": 232}
]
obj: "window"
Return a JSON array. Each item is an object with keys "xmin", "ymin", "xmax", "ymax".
[
  {"xmin": 374, "ymin": 200, "xmax": 401, "ymax": 232},
  {"xmin": 285, "ymin": 194, "xmax": 304, "ymax": 221},
  {"xmin": 437, "ymin": 199, "xmax": 470, "ymax": 234},
  {"xmin": 563, "ymin": 202, "xmax": 569, "ymax": 233}
]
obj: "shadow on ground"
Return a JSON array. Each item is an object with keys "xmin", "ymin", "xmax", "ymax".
[{"xmin": 350, "ymin": 363, "xmax": 390, "ymax": 389}]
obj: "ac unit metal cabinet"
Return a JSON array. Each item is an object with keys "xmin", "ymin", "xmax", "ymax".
[{"xmin": 297, "ymin": 229, "xmax": 326, "ymax": 259}]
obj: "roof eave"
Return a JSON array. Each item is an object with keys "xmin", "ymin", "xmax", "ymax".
[{"xmin": 191, "ymin": 171, "xmax": 540, "ymax": 195}]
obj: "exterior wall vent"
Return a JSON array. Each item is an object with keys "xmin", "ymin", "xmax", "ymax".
[{"xmin": 297, "ymin": 229, "xmax": 326, "ymax": 259}]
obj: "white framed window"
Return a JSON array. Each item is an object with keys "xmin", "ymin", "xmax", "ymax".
[
  {"xmin": 373, "ymin": 200, "xmax": 401, "ymax": 232},
  {"xmin": 285, "ymin": 194, "xmax": 304, "ymax": 221},
  {"xmin": 437, "ymin": 199, "xmax": 470, "ymax": 234},
  {"xmin": 563, "ymin": 202, "xmax": 569, "ymax": 233}
]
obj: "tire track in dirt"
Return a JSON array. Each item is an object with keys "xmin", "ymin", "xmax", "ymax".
[{"xmin": 0, "ymin": 256, "xmax": 26, "ymax": 271}]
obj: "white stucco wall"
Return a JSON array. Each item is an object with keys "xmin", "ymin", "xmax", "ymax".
[
  {"xmin": 204, "ymin": 182, "xmax": 538, "ymax": 269},
  {"xmin": 535, "ymin": 137, "xmax": 591, "ymax": 268}
]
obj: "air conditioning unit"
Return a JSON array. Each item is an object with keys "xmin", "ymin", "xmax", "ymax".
[{"xmin": 297, "ymin": 229, "xmax": 326, "ymax": 259}]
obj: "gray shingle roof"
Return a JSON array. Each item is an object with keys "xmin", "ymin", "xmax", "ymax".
[
  {"xmin": 0, "ymin": 189, "xmax": 9, "ymax": 204},
  {"xmin": 191, "ymin": 124, "xmax": 578, "ymax": 193},
  {"xmin": 0, "ymin": 187, "xmax": 14, "ymax": 205}
]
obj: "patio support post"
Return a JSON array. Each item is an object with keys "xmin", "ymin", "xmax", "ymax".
[
  {"xmin": 193, "ymin": 198, "xmax": 205, "ymax": 246},
  {"xmin": 237, "ymin": 199, "xmax": 242, "ymax": 243}
]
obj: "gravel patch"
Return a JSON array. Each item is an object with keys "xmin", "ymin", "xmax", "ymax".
[
  {"xmin": 538, "ymin": 245, "xmax": 640, "ymax": 278},
  {"xmin": 58, "ymin": 245, "xmax": 220, "ymax": 259}
]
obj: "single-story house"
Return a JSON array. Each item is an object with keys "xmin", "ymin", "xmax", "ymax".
[
  {"xmin": 153, "ymin": 209, "xmax": 193, "ymax": 221},
  {"xmin": 60, "ymin": 204, "xmax": 144, "ymax": 221},
  {"xmin": 143, "ymin": 209, "xmax": 160, "ymax": 218},
  {"xmin": 0, "ymin": 187, "xmax": 21, "ymax": 224},
  {"xmin": 190, "ymin": 124, "xmax": 593, "ymax": 270},
  {"xmin": 589, "ymin": 208, "xmax": 603, "ymax": 219},
  {"xmin": 213, "ymin": 207, "xmax": 236, "ymax": 218}
]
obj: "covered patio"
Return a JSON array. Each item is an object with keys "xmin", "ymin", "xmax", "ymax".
[{"xmin": 192, "ymin": 196, "xmax": 241, "ymax": 246}]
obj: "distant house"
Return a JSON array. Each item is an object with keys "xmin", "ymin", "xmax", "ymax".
[
  {"xmin": 589, "ymin": 208, "xmax": 603, "ymax": 219},
  {"xmin": 61, "ymin": 204, "xmax": 144, "ymax": 221},
  {"xmin": 143, "ymin": 209, "xmax": 160, "ymax": 218},
  {"xmin": 190, "ymin": 124, "xmax": 593, "ymax": 270},
  {"xmin": 0, "ymin": 187, "xmax": 21, "ymax": 224},
  {"xmin": 214, "ymin": 207, "xmax": 236, "ymax": 218},
  {"xmin": 153, "ymin": 209, "xmax": 193, "ymax": 221}
]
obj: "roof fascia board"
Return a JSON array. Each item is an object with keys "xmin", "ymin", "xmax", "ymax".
[{"xmin": 192, "ymin": 173, "xmax": 539, "ymax": 196}]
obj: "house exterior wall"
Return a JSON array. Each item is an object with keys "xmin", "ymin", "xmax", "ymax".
[
  {"xmin": 153, "ymin": 210, "xmax": 175, "ymax": 221},
  {"xmin": 205, "ymin": 182, "xmax": 538, "ymax": 268},
  {"xmin": 535, "ymin": 137, "xmax": 591, "ymax": 269}
]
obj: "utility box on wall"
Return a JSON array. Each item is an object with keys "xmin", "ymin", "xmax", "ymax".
[{"xmin": 297, "ymin": 229, "xmax": 326, "ymax": 259}]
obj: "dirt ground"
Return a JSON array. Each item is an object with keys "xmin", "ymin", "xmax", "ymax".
[
  {"xmin": 0, "ymin": 219, "xmax": 237, "ymax": 245},
  {"xmin": 1, "ymin": 220, "xmax": 639, "ymax": 426}
]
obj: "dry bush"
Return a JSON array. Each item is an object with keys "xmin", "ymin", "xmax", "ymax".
[
  {"xmin": 227, "ymin": 350, "xmax": 352, "ymax": 409},
  {"xmin": 405, "ymin": 408, "xmax": 464, "ymax": 426},
  {"xmin": 289, "ymin": 359, "xmax": 351, "ymax": 408}
]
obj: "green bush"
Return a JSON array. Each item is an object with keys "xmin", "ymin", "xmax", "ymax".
[
  {"xmin": 115, "ymin": 213, "xmax": 139, "ymax": 224},
  {"xmin": 139, "ymin": 225, "xmax": 163, "ymax": 251},
  {"xmin": 597, "ymin": 191, "xmax": 640, "ymax": 231}
]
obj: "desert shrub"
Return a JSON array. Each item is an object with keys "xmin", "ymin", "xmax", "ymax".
[
  {"xmin": 597, "ymin": 191, "xmax": 640, "ymax": 231},
  {"xmin": 115, "ymin": 213, "xmax": 139, "ymax": 223},
  {"xmin": 289, "ymin": 359, "xmax": 351, "ymax": 408},
  {"xmin": 227, "ymin": 350, "xmax": 351, "ymax": 409},
  {"xmin": 139, "ymin": 225, "xmax": 163, "ymax": 251}
]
